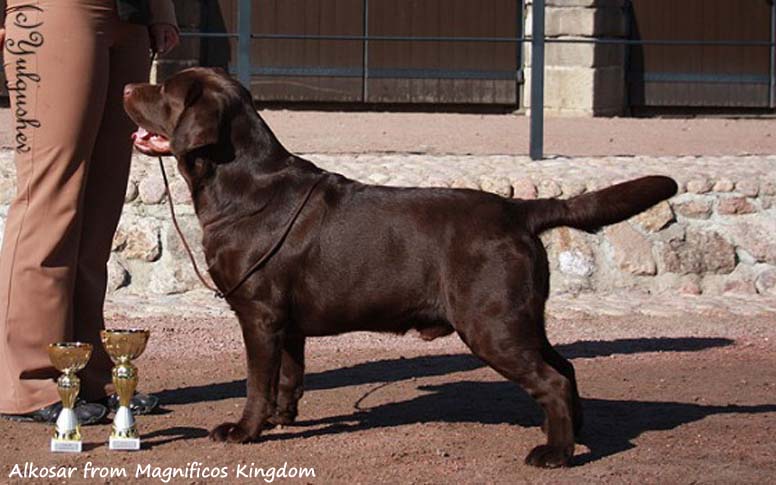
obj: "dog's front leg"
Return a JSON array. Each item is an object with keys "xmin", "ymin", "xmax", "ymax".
[
  {"xmin": 269, "ymin": 333, "xmax": 306, "ymax": 426},
  {"xmin": 210, "ymin": 310, "xmax": 284, "ymax": 443}
]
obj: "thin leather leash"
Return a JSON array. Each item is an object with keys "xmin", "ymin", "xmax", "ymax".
[
  {"xmin": 157, "ymin": 158, "xmax": 323, "ymax": 299},
  {"xmin": 147, "ymin": 52, "xmax": 323, "ymax": 299}
]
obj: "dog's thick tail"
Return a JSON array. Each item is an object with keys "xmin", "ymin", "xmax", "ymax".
[{"xmin": 522, "ymin": 175, "xmax": 678, "ymax": 235}]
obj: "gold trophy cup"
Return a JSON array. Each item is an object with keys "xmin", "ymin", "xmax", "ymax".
[
  {"xmin": 100, "ymin": 329, "xmax": 150, "ymax": 451},
  {"xmin": 48, "ymin": 342, "xmax": 93, "ymax": 453}
]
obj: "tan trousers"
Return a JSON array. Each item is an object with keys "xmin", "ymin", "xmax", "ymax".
[{"xmin": 0, "ymin": 0, "xmax": 150, "ymax": 413}]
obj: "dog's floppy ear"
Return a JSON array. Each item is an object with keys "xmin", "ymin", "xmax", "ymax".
[{"xmin": 170, "ymin": 81, "xmax": 224, "ymax": 156}]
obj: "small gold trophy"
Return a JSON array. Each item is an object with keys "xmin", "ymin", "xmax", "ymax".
[
  {"xmin": 48, "ymin": 342, "xmax": 93, "ymax": 453},
  {"xmin": 100, "ymin": 329, "xmax": 150, "ymax": 451}
]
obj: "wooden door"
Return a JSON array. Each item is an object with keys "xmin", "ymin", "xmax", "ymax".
[{"xmin": 629, "ymin": 0, "xmax": 774, "ymax": 108}]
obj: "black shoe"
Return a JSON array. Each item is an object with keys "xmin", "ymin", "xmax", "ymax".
[
  {"xmin": 103, "ymin": 392, "xmax": 159, "ymax": 415},
  {"xmin": 1, "ymin": 400, "xmax": 107, "ymax": 425}
]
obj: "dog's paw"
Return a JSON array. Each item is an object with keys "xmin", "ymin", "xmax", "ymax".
[
  {"xmin": 209, "ymin": 422, "xmax": 253, "ymax": 443},
  {"xmin": 524, "ymin": 444, "xmax": 573, "ymax": 468},
  {"xmin": 267, "ymin": 410, "xmax": 296, "ymax": 427}
]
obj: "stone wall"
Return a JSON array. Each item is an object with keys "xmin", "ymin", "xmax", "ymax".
[
  {"xmin": 3, "ymin": 150, "xmax": 774, "ymax": 298},
  {"xmin": 524, "ymin": 0, "xmax": 628, "ymax": 116}
]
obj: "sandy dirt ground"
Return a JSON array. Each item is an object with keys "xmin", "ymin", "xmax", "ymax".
[
  {"xmin": 1, "ymin": 108, "xmax": 775, "ymax": 157},
  {"xmin": 1, "ymin": 305, "xmax": 774, "ymax": 484}
]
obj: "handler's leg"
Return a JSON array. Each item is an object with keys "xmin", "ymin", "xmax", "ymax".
[
  {"xmin": 0, "ymin": 0, "xmax": 112, "ymax": 414},
  {"xmin": 72, "ymin": 18, "xmax": 150, "ymax": 401}
]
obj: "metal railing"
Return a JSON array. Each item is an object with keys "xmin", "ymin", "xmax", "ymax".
[{"xmin": 180, "ymin": 0, "xmax": 776, "ymax": 160}]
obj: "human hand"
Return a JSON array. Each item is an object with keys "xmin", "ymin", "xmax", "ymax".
[{"xmin": 149, "ymin": 23, "xmax": 179, "ymax": 54}]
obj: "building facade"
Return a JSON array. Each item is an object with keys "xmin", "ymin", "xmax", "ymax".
[{"xmin": 4, "ymin": 0, "xmax": 776, "ymax": 115}]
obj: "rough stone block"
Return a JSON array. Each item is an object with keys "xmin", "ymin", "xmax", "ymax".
[
  {"xmin": 673, "ymin": 198, "xmax": 712, "ymax": 219},
  {"xmin": 164, "ymin": 217, "xmax": 206, "ymax": 265},
  {"xmin": 114, "ymin": 218, "xmax": 162, "ymax": 262},
  {"xmin": 559, "ymin": 250, "xmax": 595, "ymax": 277},
  {"xmin": 524, "ymin": 65, "xmax": 625, "ymax": 115},
  {"xmin": 633, "ymin": 201, "xmax": 674, "ymax": 233},
  {"xmin": 547, "ymin": 227, "xmax": 596, "ymax": 278},
  {"xmin": 107, "ymin": 255, "xmax": 130, "ymax": 293},
  {"xmin": 686, "ymin": 178, "xmax": 712, "ymax": 194},
  {"xmin": 526, "ymin": 6, "xmax": 628, "ymax": 38},
  {"xmin": 723, "ymin": 278, "xmax": 757, "ymax": 295},
  {"xmin": 451, "ymin": 178, "xmax": 480, "ymax": 190},
  {"xmin": 538, "ymin": 180, "xmax": 562, "ymax": 198},
  {"xmin": 148, "ymin": 258, "xmax": 198, "ymax": 295},
  {"xmin": 525, "ymin": 41, "xmax": 625, "ymax": 68},
  {"xmin": 605, "ymin": 222, "xmax": 656, "ymax": 275},
  {"xmin": 716, "ymin": 196, "xmax": 756, "ymax": 216},
  {"xmin": 678, "ymin": 275, "xmax": 702, "ymax": 295},
  {"xmin": 729, "ymin": 220, "xmax": 776, "ymax": 264},
  {"xmin": 125, "ymin": 180, "xmax": 139, "ymax": 203},
  {"xmin": 512, "ymin": 178, "xmax": 538, "ymax": 199},
  {"xmin": 720, "ymin": 264, "xmax": 758, "ymax": 295},
  {"xmin": 561, "ymin": 180, "xmax": 586, "ymax": 197},
  {"xmin": 139, "ymin": 174, "xmax": 168, "ymax": 205},
  {"xmin": 735, "ymin": 179, "xmax": 760, "ymax": 197},
  {"xmin": 761, "ymin": 180, "xmax": 776, "ymax": 196},
  {"xmin": 657, "ymin": 229, "xmax": 736, "ymax": 275},
  {"xmin": 712, "ymin": 178, "xmax": 735, "ymax": 193},
  {"xmin": 480, "ymin": 176, "xmax": 513, "ymax": 197},
  {"xmin": 755, "ymin": 267, "xmax": 776, "ymax": 295}
]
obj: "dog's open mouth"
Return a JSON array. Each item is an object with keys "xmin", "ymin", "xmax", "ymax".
[{"xmin": 132, "ymin": 127, "xmax": 171, "ymax": 156}]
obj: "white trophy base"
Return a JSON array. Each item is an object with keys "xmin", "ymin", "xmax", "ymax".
[
  {"xmin": 110, "ymin": 406, "xmax": 140, "ymax": 450},
  {"xmin": 109, "ymin": 436, "xmax": 141, "ymax": 451},
  {"xmin": 51, "ymin": 438, "xmax": 82, "ymax": 453}
]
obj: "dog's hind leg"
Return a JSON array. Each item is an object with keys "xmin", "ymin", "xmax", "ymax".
[
  {"xmin": 269, "ymin": 333, "xmax": 306, "ymax": 426},
  {"xmin": 457, "ymin": 314, "xmax": 576, "ymax": 468},
  {"xmin": 541, "ymin": 342, "xmax": 582, "ymax": 437}
]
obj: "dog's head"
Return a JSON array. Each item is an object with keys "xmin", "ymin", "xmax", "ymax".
[{"xmin": 123, "ymin": 67, "xmax": 255, "ymax": 159}]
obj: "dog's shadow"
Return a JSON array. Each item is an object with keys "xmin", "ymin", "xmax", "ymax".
[
  {"xmin": 263, "ymin": 381, "xmax": 776, "ymax": 466},
  {"xmin": 154, "ymin": 337, "xmax": 776, "ymax": 463}
]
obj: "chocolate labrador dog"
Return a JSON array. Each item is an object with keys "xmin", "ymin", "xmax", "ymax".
[{"xmin": 123, "ymin": 67, "xmax": 677, "ymax": 468}]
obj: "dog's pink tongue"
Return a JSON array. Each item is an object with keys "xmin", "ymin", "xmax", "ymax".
[
  {"xmin": 147, "ymin": 134, "xmax": 171, "ymax": 152},
  {"xmin": 132, "ymin": 127, "xmax": 171, "ymax": 155},
  {"xmin": 132, "ymin": 127, "xmax": 151, "ymax": 142}
]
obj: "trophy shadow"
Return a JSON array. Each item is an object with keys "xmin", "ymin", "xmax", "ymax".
[
  {"xmin": 81, "ymin": 442, "xmax": 107, "ymax": 452},
  {"xmin": 154, "ymin": 336, "xmax": 734, "ymax": 406},
  {"xmin": 141, "ymin": 426, "xmax": 210, "ymax": 449}
]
